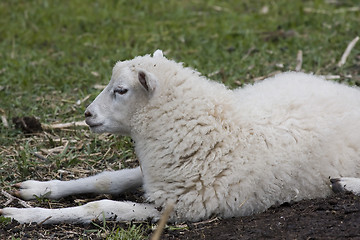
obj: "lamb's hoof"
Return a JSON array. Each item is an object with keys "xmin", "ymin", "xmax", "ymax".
[
  {"xmin": 13, "ymin": 183, "xmax": 22, "ymax": 188},
  {"xmin": 12, "ymin": 190, "xmax": 22, "ymax": 198},
  {"xmin": 330, "ymin": 178, "xmax": 345, "ymax": 193},
  {"xmin": 330, "ymin": 177, "xmax": 360, "ymax": 195}
]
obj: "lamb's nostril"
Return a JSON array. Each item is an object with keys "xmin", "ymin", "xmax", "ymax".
[{"xmin": 84, "ymin": 110, "xmax": 92, "ymax": 118}]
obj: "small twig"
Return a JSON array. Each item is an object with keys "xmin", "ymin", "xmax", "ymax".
[
  {"xmin": 192, "ymin": 217, "xmax": 219, "ymax": 226},
  {"xmin": 4, "ymin": 196, "xmax": 13, "ymax": 206},
  {"xmin": 337, "ymin": 36, "xmax": 359, "ymax": 67},
  {"xmin": 101, "ymin": 147, "xmax": 112, "ymax": 160},
  {"xmin": 1, "ymin": 189, "xmax": 33, "ymax": 208},
  {"xmin": 2, "ymin": 190, "xmax": 15, "ymax": 206},
  {"xmin": 295, "ymin": 50, "xmax": 303, "ymax": 71},
  {"xmin": 151, "ymin": 202, "xmax": 175, "ymax": 240},
  {"xmin": 42, "ymin": 120, "xmax": 87, "ymax": 129}
]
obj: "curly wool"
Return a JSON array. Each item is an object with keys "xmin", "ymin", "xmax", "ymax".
[{"xmin": 122, "ymin": 53, "xmax": 360, "ymax": 221}]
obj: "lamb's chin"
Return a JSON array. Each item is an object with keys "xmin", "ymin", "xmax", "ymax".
[{"xmin": 88, "ymin": 125, "xmax": 106, "ymax": 133}]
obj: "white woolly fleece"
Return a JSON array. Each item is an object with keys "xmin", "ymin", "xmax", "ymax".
[{"xmin": 122, "ymin": 53, "xmax": 360, "ymax": 221}]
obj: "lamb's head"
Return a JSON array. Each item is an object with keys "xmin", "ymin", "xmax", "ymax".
[{"xmin": 84, "ymin": 53, "xmax": 161, "ymax": 136}]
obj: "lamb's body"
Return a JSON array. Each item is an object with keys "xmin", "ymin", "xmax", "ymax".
[
  {"xmin": 130, "ymin": 56, "xmax": 360, "ymax": 220},
  {"xmin": 1, "ymin": 50, "xmax": 360, "ymax": 224}
]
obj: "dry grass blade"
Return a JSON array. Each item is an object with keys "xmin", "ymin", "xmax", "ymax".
[
  {"xmin": 151, "ymin": 202, "xmax": 175, "ymax": 240},
  {"xmin": 0, "ymin": 108, "xmax": 9, "ymax": 128},
  {"xmin": 93, "ymin": 84, "xmax": 106, "ymax": 90},
  {"xmin": 1, "ymin": 190, "xmax": 33, "ymax": 208},
  {"xmin": 295, "ymin": 50, "xmax": 303, "ymax": 72},
  {"xmin": 42, "ymin": 120, "xmax": 87, "ymax": 129},
  {"xmin": 337, "ymin": 36, "xmax": 359, "ymax": 67},
  {"xmin": 192, "ymin": 217, "xmax": 219, "ymax": 226},
  {"xmin": 323, "ymin": 75, "xmax": 341, "ymax": 80},
  {"xmin": 253, "ymin": 71, "xmax": 282, "ymax": 82},
  {"xmin": 39, "ymin": 216, "xmax": 53, "ymax": 225},
  {"xmin": 304, "ymin": 7, "xmax": 360, "ymax": 14},
  {"xmin": 76, "ymin": 94, "xmax": 91, "ymax": 105}
]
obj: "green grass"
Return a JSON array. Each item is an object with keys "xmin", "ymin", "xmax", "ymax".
[
  {"xmin": 85, "ymin": 219, "xmax": 147, "ymax": 240},
  {"xmin": 0, "ymin": 0, "xmax": 359, "ymax": 239}
]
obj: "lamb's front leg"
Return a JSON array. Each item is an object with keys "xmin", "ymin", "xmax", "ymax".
[
  {"xmin": 0, "ymin": 200, "xmax": 159, "ymax": 224},
  {"xmin": 14, "ymin": 167, "xmax": 143, "ymax": 200}
]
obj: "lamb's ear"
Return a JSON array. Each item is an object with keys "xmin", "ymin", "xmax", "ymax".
[
  {"xmin": 138, "ymin": 70, "xmax": 157, "ymax": 94},
  {"xmin": 153, "ymin": 49, "xmax": 164, "ymax": 58}
]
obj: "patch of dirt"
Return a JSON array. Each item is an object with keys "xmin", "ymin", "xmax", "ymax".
[
  {"xmin": 12, "ymin": 116, "xmax": 43, "ymax": 133},
  {"xmin": 163, "ymin": 192, "xmax": 360, "ymax": 240},
  {"xmin": 1, "ymin": 192, "xmax": 360, "ymax": 239}
]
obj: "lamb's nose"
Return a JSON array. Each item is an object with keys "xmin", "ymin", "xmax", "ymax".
[{"xmin": 84, "ymin": 110, "xmax": 92, "ymax": 118}]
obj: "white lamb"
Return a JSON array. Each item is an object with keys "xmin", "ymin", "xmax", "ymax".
[{"xmin": 1, "ymin": 50, "xmax": 360, "ymax": 224}]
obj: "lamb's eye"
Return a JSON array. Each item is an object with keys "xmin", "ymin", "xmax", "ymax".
[{"xmin": 114, "ymin": 87, "xmax": 128, "ymax": 95}]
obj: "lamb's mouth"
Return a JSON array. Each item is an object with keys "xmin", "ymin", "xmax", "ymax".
[
  {"xmin": 85, "ymin": 120, "xmax": 104, "ymax": 128},
  {"xmin": 89, "ymin": 123, "xmax": 103, "ymax": 128}
]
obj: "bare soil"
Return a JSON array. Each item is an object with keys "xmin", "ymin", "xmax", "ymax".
[
  {"xmin": 1, "ymin": 192, "xmax": 360, "ymax": 239},
  {"xmin": 162, "ymin": 192, "xmax": 360, "ymax": 240}
]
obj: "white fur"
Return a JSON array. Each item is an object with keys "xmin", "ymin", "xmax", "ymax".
[
  {"xmin": 2, "ymin": 200, "xmax": 158, "ymax": 224},
  {"xmin": 2, "ymin": 50, "xmax": 360, "ymax": 224},
  {"xmin": 16, "ymin": 167, "xmax": 143, "ymax": 200}
]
